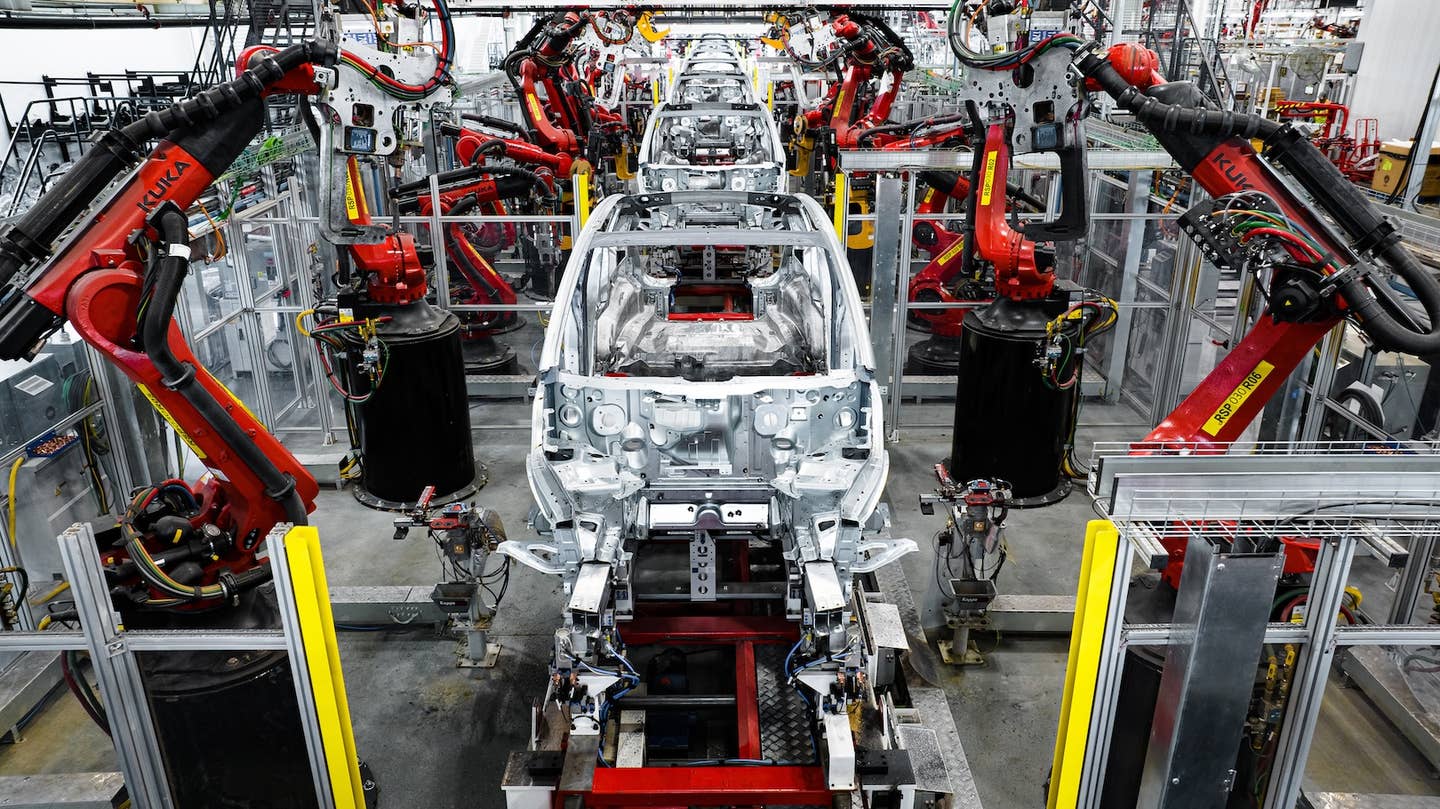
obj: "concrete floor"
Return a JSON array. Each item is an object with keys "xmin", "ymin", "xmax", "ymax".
[{"xmin": 3, "ymin": 397, "xmax": 1438, "ymax": 807}]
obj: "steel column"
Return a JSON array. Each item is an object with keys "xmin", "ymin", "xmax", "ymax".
[
  {"xmin": 869, "ymin": 174, "xmax": 904, "ymax": 410},
  {"xmin": 1262, "ymin": 534, "xmax": 1359, "ymax": 809},
  {"xmin": 1403, "ymin": 75, "xmax": 1440, "ymax": 212},
  {"xmin": 1389, "ymin": 529, "xmax": 1439, "ymax": 624},
  {"xmin": 1151, "ymin": 236, "xmax": 1202, "ymax": 424},
  {"xmin": 268, "ymin": 524, "xmax": 338, "ymax": 809},
  {"xmin": 1078, "ymin": 531, "xmax": 1138, "ymax": 809},
  {"xmin": 56, "ymin": 524, "xmax": 175, "ymax": 809},
  {"xmin": 1102, "ymin": 170, "xmax": 1153, "ymax": 403},
  {"xmin": 889, "ymin": 174, "xmax": 916, "ymax": 438},
  {"xmin": 1135, "ymin": 537, "xmax": 1283, "ymax": 807},
  {"xmin": 1296, "ymin": 326, "xmax": 1345, "ymax": 444}
]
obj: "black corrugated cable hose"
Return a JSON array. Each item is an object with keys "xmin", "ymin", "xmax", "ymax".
[
  {"xmin": 1074, "ymin": 46, "xmax": 1440, "ymax": 357},
  {"xmin": 146, "ymin": 206, "xmax": 307, "ymax": 532}
]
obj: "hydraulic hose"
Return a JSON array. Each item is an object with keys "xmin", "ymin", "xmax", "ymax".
[
  {"xmin": 855, "ymin": 112, "xmax": 969, "ymax": 147},
  {"xmin": 391, "ymin": 165, "xmax": 556, "ymax": 211},
  {"xmin": 1076, "ymin": 47, "xmax": 1440, "ymax": 356},
  {"xmin": 0, "ymin": 39, "xmax": 334, "ymax": 292},
  {"xmin": 460, "ymin": 113, "xmax": 534, "ymax": 143},
  {"xmin": 482, "ymin": 165, "xmax": 559, "ymax": 202},
  {"xmin": 146, "ymin": 208, "xmax": 308, "ymax": 527}
]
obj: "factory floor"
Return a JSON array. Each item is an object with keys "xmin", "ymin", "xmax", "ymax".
[{"xmin": 3, "ymin": 399, "xmax": 1439, "ymax": 808}]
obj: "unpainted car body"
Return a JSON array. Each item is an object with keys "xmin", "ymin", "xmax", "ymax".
[{"xmin": 501, "ymin": 191, "xmax": 914, "ymax": 661}]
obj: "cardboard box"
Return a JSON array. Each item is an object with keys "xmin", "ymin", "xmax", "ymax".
[{"xmin": 1371, "ymin": 139, "xmax": 1440, "ymax": 197}]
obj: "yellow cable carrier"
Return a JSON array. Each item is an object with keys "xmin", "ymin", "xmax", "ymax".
[{"xmin": 636, "ymin": 11, "xmax": 668, "ymax": 42}]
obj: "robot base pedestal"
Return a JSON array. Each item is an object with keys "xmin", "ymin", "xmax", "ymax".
[{"xmin": 938, "ymin": 623, "xmax": 988, "ymax": 666}]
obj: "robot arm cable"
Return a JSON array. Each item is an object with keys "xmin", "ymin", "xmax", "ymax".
[
  {"xmin": 146, "ymin": 206, "xmax": 308, "ymax": 525},
  {"xmin": 1076, "ymin": 45, "xmax": 1440, "ymax": 356}
]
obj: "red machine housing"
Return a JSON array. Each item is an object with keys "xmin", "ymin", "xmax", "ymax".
[
  {"xmin": 973, "ymin": 123, "xmax": 1056, "ymax": 301},
  {"xmin": 800, "ymin": 14, "xmax": 910, "ymax": 150},
  {"xmin": 0, "ymin": 45, "xmax": 328, "ymax": 595},
  {"xmin": 908, "ymin": 171, "xmax": 983, "ymax": 337},
  {"xmin": 342, "ymin": 158, "xmax": 429, "ymax": 306},
  {"xmin": 507, "ymin": 10, "xmax": 627, "ymax": 164}
]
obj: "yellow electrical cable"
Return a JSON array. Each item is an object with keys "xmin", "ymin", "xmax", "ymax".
[
  {"xmin": 36, "ymin": 615, "xmax": 51, "ymax": 631},
  {"xmin": 7, "ymin": 456, "xmax": 22, "ymax": 548},
  {"xmin": 30, "ymin": 580, "xmax": 68, "ymax": 606},
  {"xmin": 296, "ymin": 309, "xmax": 316, "ymax": 338},
  {"xmin": 195, "ymin": 199, "xmax": 227, "ymax": 263}
]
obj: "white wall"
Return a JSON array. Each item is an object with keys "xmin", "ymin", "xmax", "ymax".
[
  {"xmin": 1349, "ymin": 0, "xmax": 1440, "ymax": 143},
  {"xmin": 0, "ymin": 27, "xmax": 216, "ymax": 151}
]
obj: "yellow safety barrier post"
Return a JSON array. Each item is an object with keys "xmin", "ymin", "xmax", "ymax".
[
  {"xmin": 1046, "ymin": 519, "xmax": 1121, "ymax": 809},
  {"xmin": 285, "ymin": 526, "xmax": 367, "ymax": 808},
  {"xmin": 832, "ymin": 174, "xmax": 849, "ymax": 241},
  {"xmin": 575, "ymin": 166, "xmax": 593, "ymax": 229}
]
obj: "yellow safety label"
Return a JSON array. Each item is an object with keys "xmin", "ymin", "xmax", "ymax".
[
  {"xmin": 343, "ymin": 173, "xmax": 360, "ymax": 222},
  {"xmin": 137, "ymin": 383, "xmax": 207, "ymax": 460},
  {"xmin": 979, "ymin": 151, "xmax": 998, "ymax": 206},
  {"xmin": 922, "ymin": 188, "xmax": 936, "ymax": 206},
  {"xmin": 936, "ymin": 235, "xmax": 966, "ymax": 267},
  {"xmin": 833, "ymin": 89, "xmax": 847, "ymax": 114},
  {"xmin": 527, "ymin": 95, "xmax": 545, "ymax": 126},
  {"xmin": 1201, "ymin": 360, "xmax": 1275, "ymax": 437}
]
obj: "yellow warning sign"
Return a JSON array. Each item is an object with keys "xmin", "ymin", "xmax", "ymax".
[
  {"xmin": 343, "ymin": 161, "xmax": 362, "ymax": 223},
  {"xmin": 979, "ymin": 151, "xmax": 998, "ymax": 206},
  {"xmin": 1201, "ymin": 361, "xmax": 1275, "ymax": 437},
  {"xmin": 936, "ymin": 236, "xmax": 966, "ymax": 267}
]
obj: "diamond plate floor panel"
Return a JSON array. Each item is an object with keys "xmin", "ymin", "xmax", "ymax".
[{"xmin": 755, "ymin": 644, "xmax": 817, "ymax": 764}]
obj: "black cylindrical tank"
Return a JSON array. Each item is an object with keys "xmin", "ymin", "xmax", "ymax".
[
  {"xmin": 137, "ymin": 588, "xmax": 318, "ymax": 809},
  {"xmin": 946, "ymin": 295, "xmax": 1077, "ymax": 505},
  {"xmin": 344, "ymin": 301, "xmax": 478, "ymax": 510}
]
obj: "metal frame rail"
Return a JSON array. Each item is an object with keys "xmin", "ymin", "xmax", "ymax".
[
  {"xmin": 0, "ymin": 523, "xmax": 361, "ymax": 809},
  {"xmin": 834, "ymin": 148, "xmax": 1183, "ymax": 439},
  {"xmin": 1051, "ymin": 442, "xmax": 1440, "ymax": 809}
]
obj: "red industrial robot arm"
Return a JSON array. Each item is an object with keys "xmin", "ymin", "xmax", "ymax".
[
  {"xmin": 802, "ymin": 12, "xmax": 914, "ymax": 149},
  {"xmin": 504, "ymin": 10, "xmax": 631, "ymax": 159},
  {"xmin": 390, "ymin": 163, "xmax": 558, "ymax": 329},
  {"xmin": 444, "ymin": 120, "xmax": 575, "ymax": 179},
  {"xmin": 907, "ymin": 167, "xmax": 1052, "ymax": 335},
  {"xmin": 973, "ymin": 123, "xmax": 1054, "ymax": 300},
  {"xmin": 1074, "ymin": 43, "xmax": 1440, "ymax": 448},
  {"xmin": 0, "ymin": 41, "xmax": 332, "ymax": 604}
]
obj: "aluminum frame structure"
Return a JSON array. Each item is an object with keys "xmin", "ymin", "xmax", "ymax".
[
  {"xmin": 0, "ymin": 523, "xmax": 347, "ymax": 809},
  {"xmin": 1065, "ymin": 442, "xmax": 1440, "ymax": 809}
]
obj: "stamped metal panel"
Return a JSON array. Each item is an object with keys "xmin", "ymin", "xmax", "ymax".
[
  {"xmin": 1136, "ymin": 536, "xmax": 1283, "ymax": 808},
  {"xmin": 568, "ymin": 563, "xmax": 612, "ymax": 615},
  {"xmin": 804, "ymin": 561, "xmax": 847, "ymax": 613}
]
